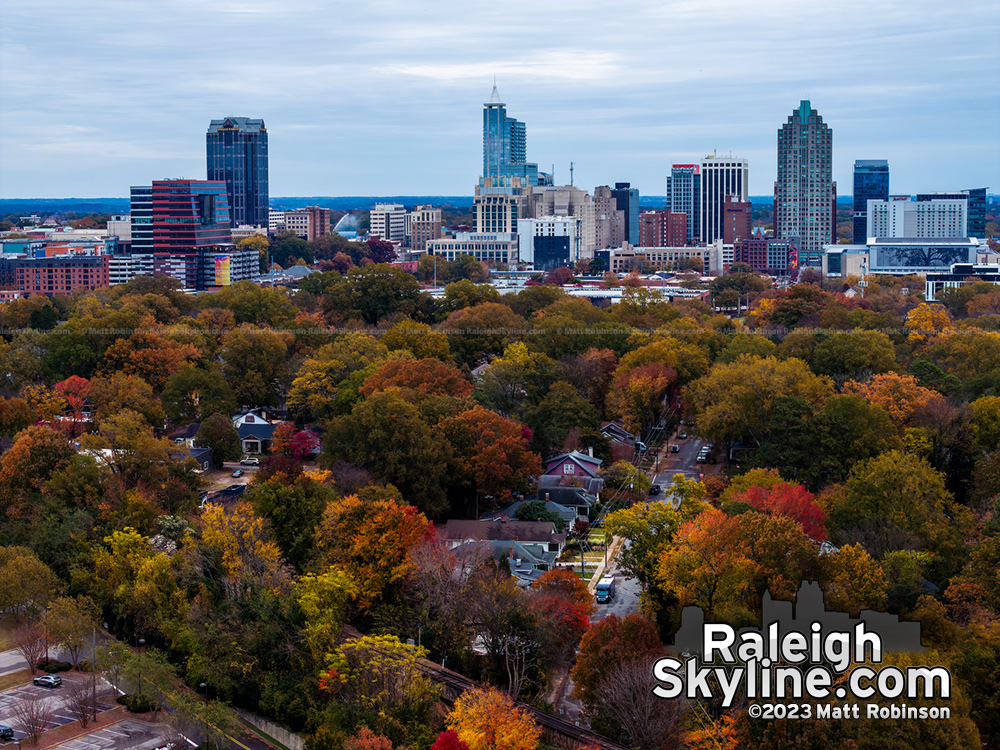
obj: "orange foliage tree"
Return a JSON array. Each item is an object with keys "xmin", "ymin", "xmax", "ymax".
[
  {"xmin": 359, "ymin": 358, "xmax": 473, "ymax": 401},
  {"xmin": 445, "ymin": 687, "xmax": 540, "ymax": 750},
  {"xmin": 842, "ymin": 372, "xmax": 939, "ymax": 427},
  {"xmin": 570, "ymin": 613, "xmax": 663, "ymax": 712},
  {"xmin": 439, "ymin": 406, "xmax": 542, "ymax": 514},
  {"xmin": 315, "ymin": 494, "xmax": 431, "ymax": 610}
]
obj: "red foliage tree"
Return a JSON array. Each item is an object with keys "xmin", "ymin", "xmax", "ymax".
[
  {"xmin": 430, "ymin": 731, "xmax": 469, "ymax": 750},
  {"xmin": 729, "ymin": 481, "xmax": 827, "ymax": 540}
]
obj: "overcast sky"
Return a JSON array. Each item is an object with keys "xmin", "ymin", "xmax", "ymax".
[{"xmin": 1, "ymin": 0, "xmax": 997, "ymax": 200}]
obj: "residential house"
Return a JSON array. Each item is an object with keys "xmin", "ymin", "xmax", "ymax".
[
  {"xmin": 232, "ymin": 408, "xmax": 281, "ymax": 455},
  {"xmin": 599, "ymin": 420, "xmax": 634, "ymax": 446},
  {"xmin": 541, "ymin": 450, "xmax": 604, "ymax": 494},
  {"xmin": 439, "ymin": 519, "xmax": 566, "ymax": 574},
  {"xmin": 189, "ymin": 447, "xmax": 215, "ymax": 473},
  {"xmin": 169, "ymin": 422, "xmax": 200, "ymax": 448}
]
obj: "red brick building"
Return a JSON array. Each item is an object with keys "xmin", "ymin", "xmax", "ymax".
[
  {"xmin": 638, "ymin": 210, "xmax": 687, "ymax": 247},
  {"xmin": 722, "ymin": 195, "xmax": 752, "ymax": 244},
  {"xmin": 17, "ymin": 255, "xmax": 110, "ymax": 296}
]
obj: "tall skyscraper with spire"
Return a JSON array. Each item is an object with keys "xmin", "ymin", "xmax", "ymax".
[
  {"xmin": 482, "ymin": 85, "xmax": 538, "ymax": 186},
  {"xmin": 775, "ymin": 101, "xmax": 835, "ymax": 263},
  {"xmin": 207, "ymin": 117, "xmax": 268, "ymax": 228}
]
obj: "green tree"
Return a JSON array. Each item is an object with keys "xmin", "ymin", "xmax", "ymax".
[
  {"xmin": 161, "ymin": 364, "xmax": 237, "ymax": 424},
  {"xmin": 810, "ymin": 330, "xmax": 897, "ymax": 382},
  {"xmin": 0, "ymin": 547, "xmax": 60, "ymax": 619},
  {"xmin": 323, "ymin": 391, "xmax": 450, "ymax": 516},
  {"xmin": 220, "ymin": 325, "xmax": 289, "ymax": 407},
  {"xmin": 524, "ymin": 381, "xmax": 599, "ymax": 458},
  {"xmin": 248, "ymin": 477, "xmax": 333, "ymax": 570},
  {"xmin": 194, "ymin": 413, "xmax": 242, "ymax": 464},
  {"xmin": 324, "ymin": 264, "xmax": 425, "ymax": 325},
  {"xmin": 686, "ymin": 355, "xmax": 833, "ymax": 448},
  {"xmin": 41, "ymin": 596, "xmax": 100, "ymax": 666}
]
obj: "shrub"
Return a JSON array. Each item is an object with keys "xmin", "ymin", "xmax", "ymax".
[
  {"xmin": 116, "ymin": 693, "xmax": 155, "ymax": 713},
  {"xmin": 38, "ymin": 658, "xmax": 72, "ymax": 673}
]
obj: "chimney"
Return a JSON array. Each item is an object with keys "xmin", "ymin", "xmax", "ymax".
[{"xmin": 545, "ymin": 493, "xmax": 550, "ymax": 502}]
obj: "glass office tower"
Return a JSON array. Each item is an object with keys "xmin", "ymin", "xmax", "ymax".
[
  {"xmin": 853, "ymin": 160, "xmax": 889, "ymax": 243},
  {"xmin": 206, "ymin": 117, "xmax": 268, "ymax": 228}
]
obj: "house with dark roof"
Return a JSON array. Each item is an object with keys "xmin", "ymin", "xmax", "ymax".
[
  {"xmin": 439, "ymin": 519, "xmax": 566, "ymax": 572},
  {"xmin": 541, "ymin": 450, "xmax": 604, "ymax": 494},
  {"xmin": 231, "ymin": 409, "xmax": 282, "ymax": 455},
  {"xmin": 189, "ymin": 447, "xmax": 215, "ymax": 473},
  {"xmin": 600, "ymin": 420, "xmax": 634, "ymax": 446}
]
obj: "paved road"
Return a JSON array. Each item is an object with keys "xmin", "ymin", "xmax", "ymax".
[{"xmin": 653, "ymin": 432, "xmax": 708, "ymax": 487}]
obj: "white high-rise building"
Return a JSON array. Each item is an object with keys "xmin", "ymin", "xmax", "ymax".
[
  {"xmin": 517, "ymin": 216, "xmax": 578, "ymax": 267},
  {"xmin": 530, "ymin": 185, "xmax": 595, "ymax": 258},
  {"xmin": 700, "ymin": 155, "xmax": 748, "ymax": 245},
  {"xmin": 867, "ymin": 197, "xmax": 968, "ymax": 239},
  {"xmin": 369, "ymin": 203, "xmax": 407, "ymax": 242}
]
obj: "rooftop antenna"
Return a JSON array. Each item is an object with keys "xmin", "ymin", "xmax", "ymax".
[{"xmin": 570, "ymin": 162, "xmax": 574, "ymax": 186}]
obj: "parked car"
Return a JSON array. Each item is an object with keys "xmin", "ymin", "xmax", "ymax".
[
  {"xmin": 0, "ymin": 725, "xmax": 14, "ymax": 741},
  {"xmin": 670, "ymin": 445, "xmax": 680, "ymax": 453},
  {"xmin": 239, "ymin": 457, "xmax": 259, "ymax": 466},
  {"xmin": 649, "ymin": 484, "xmax": 661, "ymax": 496},
  {"xmin": 679, "ymin": 431, "xmax": 688, "ymax": 439},
  {"xmin": 634, "ymin": 440, "xmax": 648, "ymax": 452},
  {"xmin": 231, "ymin": 469, "xmax": 244, "ymax": 478},
  {"xmin": 33, "ymin": 675, "xmax": 62, "ymax": 689}
]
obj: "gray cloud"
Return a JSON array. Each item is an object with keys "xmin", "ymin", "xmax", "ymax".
[{"xmin": 0, "ymin": 0, "xmax": 997, "ymax": 198}]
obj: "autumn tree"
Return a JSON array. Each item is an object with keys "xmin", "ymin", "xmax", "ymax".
[
  {"xmin": 0, "ymin": 547, "xmax": 60, "ymax": 619},
  {"xmin": 443, "ymin": 303, "xmax": 528, "ymax": 366},
  {"xmin": 528, "ymin": 568, "xmax": 594, "ymax": 666},
  {"xmin": 381, "ymin": 319, "xmax": 451, "ymax": 360},
  {"xmin": 161, "ymin": 365, "xmax": 237, "ymax": 424},
  {"xmin": 82, "ymin": 409, "xmax": 192, "ymax": 488},
  {"xmin": 723, "ymin": 477, "xmax": 827, "ymax": 540},
  {"xmin": 194, "ymin": 413, "xmax": 242, "ymax": 464},
  {"xmin": 439, "ymin": 406, "xmax": 542, "ymax": 516},
  {"xmin": 287, "ymin": 335, "xmax": 389, "ymax": 421},
  {"xmin": 323, "ymin": 390, "xmax": 449, "ymax": 515},
  {"xmin": 200, "ymin": 502, "xmax": 291, "ymax": 600},
  {"xmin": 571, "ymin": 613, "xmax": 663, "ymax": 712},
  {"xmin": 41, "ymin": 595, "xmax": 99, "ymax": 666},
  {"xmin": 343, "ymin": 728, "xmax": 393, "ymax": 750},
  {"xmin": 219, "ymin": 325, "xmax": 290, "ymax": 407},
  {"xmin": 296, "ymin": 567, "xmax": 357, "ymax": 663},
  {"xmin": 842, "ymin": 372, "xmax": 941, "ymax": 428},
  {"xmin": 0, "ymin": 426, "xmax": 75, "ymax": 513},
  {"xmin": 606, "ymin": 362, "xmax": 677, "ymax": 436},
  {"xmin": 830, "ymin": 450, "xmax": 973, "ymax": 579},
  {"xmin": 473, "ymin": 342, "xmax": 557, "ymax": 419},
  {"xmin": 315, "ymin": 493, "xmax": 430, "ymax": 610},
  {"xmin": 809, "ymin": 330, "xmax": 897, "ymax": 382},
  {"xmin": 686, "ymin": 355, "xmax": 833, "ymax": 448},
  {"xmin": 89, "ymin": 372, "xmax": 165, "ymax": 426},
  {"xmin": 322, "ymin": 634, "xmax": 438, "ymax": 719},
  {"xmin": 445, "ymin": 687, "xmax": 540, "ymax": 750},
  {"xmin": 591, "ymin": 657, "xmax": 687, "ymax": 750},
  {"xmin": 360, "ymin": 358, "xmax": 473, "ymax": 402}
]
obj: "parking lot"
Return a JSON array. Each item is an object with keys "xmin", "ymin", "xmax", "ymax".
[
  {"xmin": 0, "ymin": 673, "xmax": 117, "ymax": 741},
  {"xmin": 55, "ymin": 720, "xmax": 179, "ymax": 750}
]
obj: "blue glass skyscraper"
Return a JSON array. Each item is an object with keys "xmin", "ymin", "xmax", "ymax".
[
  {"xmin": 207, "ymin": 117, "xmax": 269, "ymax": 228},
  {"xmin": 482, "ymin": 86, "xmax": 538, "ymax": 185},
  {"xmin": 853, "ymin": 160, "xmax": 889, "ymax": 243}
]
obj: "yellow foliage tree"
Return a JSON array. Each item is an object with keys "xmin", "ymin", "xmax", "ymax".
[
  {"xmin": 905, "ymin": 302, "xmax": 952, "ymax": 344},
  {"xmin": 822, "ymin": 543, "xmax": 886, "ymax": 613},
  {"xmin": 201, "ymin": 502, "xmax": 290, "ymax": 600},
  {"xmin": 445, "ymin": 687, "xmax": 540, "ymax": 750}
]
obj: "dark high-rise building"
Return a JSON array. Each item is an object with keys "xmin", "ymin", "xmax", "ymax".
[
  {"xmin": 482, "ymin": 86, "xmax": 539, "ymax": 186},
  {"xmin": 852, "ymin": 160, "xmax": 889, "ymax": 243},
  {"xmin": 612, "ymin": 182, "xmax": 639, "ymax": 245},
  {"xmin": 775, "ymin": 100, "xmax": 835, "ymax": 265},
  {"xmin": 206, "ymin": 117, "xmax": 269, "ymax": 228}
]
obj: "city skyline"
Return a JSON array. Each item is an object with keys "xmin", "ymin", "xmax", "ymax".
[{"xmin": 1, "ymin": 0, "xmax": 997, "ymax": 199}]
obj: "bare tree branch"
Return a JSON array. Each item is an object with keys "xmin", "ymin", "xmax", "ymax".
[{"xmin": 11, "ymin": 695, "xmax": 54, "ymax": 746}]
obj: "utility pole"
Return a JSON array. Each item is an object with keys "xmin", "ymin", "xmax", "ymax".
[{"xmin": 92, "ymin": 628, "xmax": 97, "ymax": 722}]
